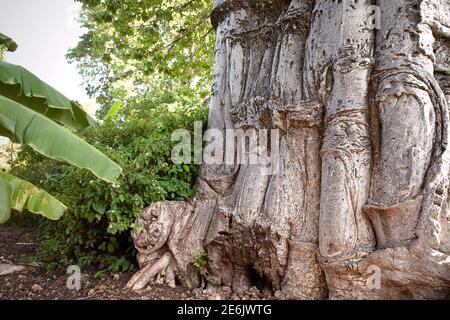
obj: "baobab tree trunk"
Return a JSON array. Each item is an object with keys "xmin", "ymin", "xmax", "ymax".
[{"xmin": 128, "ymin": 0, "xmax": 450, "ymax": 299}]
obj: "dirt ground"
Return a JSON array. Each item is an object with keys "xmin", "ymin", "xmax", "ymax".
[{"xmin": 0, "ymin": 226, "xmax": 195, "ymax": 300}]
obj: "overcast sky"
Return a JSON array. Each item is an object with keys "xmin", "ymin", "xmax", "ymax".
[{"xmin": 0, "ymin": 0, "xmax": 90, "ymax": 103}]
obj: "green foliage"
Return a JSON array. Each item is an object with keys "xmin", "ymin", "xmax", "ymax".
[
  {"xmin": 193, "ymin": 251, "xmax": 208, "ymax": 272},
  {"xmin": 0, "ymin": 172, "xmax": 66, "ymax": 224},
  {"xmin": 12, "ymin": 90, "xmax": 208, "ymax": 270},
  {"xmin": 0, "ymin": 57, "xmax": 121, "ymax": 224},
  {"xmin": 0, "ymin": 140, "xmax": 15, "ymax": 170},
  {"xmin": 0, "ymin": 177, "xmax": 10, "ymax": 222},
  {"xmin": 0, "ymin": 45, "xmax": 7, "ymax": 62},
  {"xmin": 68, "ymin": 0, "xmax": 214, "ymax": 117},
  {"xmin": 0, "ymin": 61, "xmax": 95, "ymax": 130},
  {"xmin": 0, "ymin": 33, "xmax": 17, "ymax": 61},
  {"xmin": 1, "ymin": 0, "xmax": 214, "ymax": 273},
  {"xmin": 0, "ymin": 33, "xmax": 18, "ymax": 52},
  {"xmin": 0, "ymin": 95, "xmax": 121, "ymax": 183}
]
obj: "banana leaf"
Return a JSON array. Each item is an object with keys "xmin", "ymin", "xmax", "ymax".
[
  {"xmin": 0, "ymin": 95, "xmax": 122, "ymax": 183},
  {"xmin": 0, "ymin": 172, "xmax": 66, "ymax": 223},
  {"xmin": 0, "ymin": 61, "xmax": 95, "ymax": 130},
  {"xmin": 0, "ymin": 33, "xmax": 17, "ymax": 52},
  {"xmin": 0, "ymin": 176, "xmax": 11, "ymax": 223}
]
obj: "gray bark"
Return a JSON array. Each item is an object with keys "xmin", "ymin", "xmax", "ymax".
[{"xmin": 128, "ymin": 0, "xmax": 450, "ymax": 299}]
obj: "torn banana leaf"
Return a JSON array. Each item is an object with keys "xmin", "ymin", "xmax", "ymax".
[{"xmin": 0, "ymin": 61, "xmax": 95, "ymax": 130}]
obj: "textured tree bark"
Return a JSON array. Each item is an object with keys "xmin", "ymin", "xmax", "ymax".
[{"xmin": 128, "ymin": 0, "xmax": 450, "ymax": 299}]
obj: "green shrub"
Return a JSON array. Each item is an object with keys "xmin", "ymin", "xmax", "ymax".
[
  {"xmin": 12, "ymin": 90, "xmax": 208, "ymax": 272},
  {"xmin": 193, "ymin": 251, "xmax": 208, "ymax": 272}
]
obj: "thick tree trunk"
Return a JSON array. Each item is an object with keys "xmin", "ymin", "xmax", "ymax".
[{"xmin": 128, "ymin": 0, "xmax": 450, "ymax": 299}]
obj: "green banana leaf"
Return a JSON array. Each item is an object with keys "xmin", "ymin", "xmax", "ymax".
[
  {"xmin": 0, "ymin": 172, "xmax": 66, "ymax": 223},
  {"xmin": 0, "ymin": 176, "xmax": 11, "ymax": 223},
  {"xmin": 0, "ymin": 95, "xmax": 122, "ymax": 183},
  {"xmin": 0, "ymin": 33, "xmax": 17, "ymax": 52},
  {"xmin": 0, "ymin": 61, "xmax": 95, "ymax": 130}
]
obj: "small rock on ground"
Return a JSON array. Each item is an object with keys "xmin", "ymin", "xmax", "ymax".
[
  {"xmin": 0, "ymin": 264, "xmax": 26, "ymax": 276},
  {"xmin": 31, "ymin": 284, "xmax": 43, "ymax": 292}
]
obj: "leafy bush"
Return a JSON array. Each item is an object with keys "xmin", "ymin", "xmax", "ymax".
[{"xmin": 12, "ymin": 90, "xmax": 208, "ymax": 272}]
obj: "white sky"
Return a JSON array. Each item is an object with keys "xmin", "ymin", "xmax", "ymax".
[{"xmin": 0, "ymin": 0, "xmax": 91, "ymax": 103}]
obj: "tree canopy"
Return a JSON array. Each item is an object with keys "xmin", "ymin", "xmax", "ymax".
[{"xmin": 68, "ymin": 0, "xmax": 215, "ymax": 117}]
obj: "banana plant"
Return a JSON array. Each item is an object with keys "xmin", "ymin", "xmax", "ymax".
[
  {"xmin": 0, "ymin": 172, "xmax": 66, "ymax": 223},
  {"xmin": 0, "ymin": 61, "xmax": 96, "ymax": 130},
  {"xmin": 0, "ymin": 39, "xmax": 122, "ymax": 223}
]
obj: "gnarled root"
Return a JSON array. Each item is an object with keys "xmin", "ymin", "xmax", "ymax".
[
  {"xmin": 126, "ymin": 191, "xmax": 217, "ymax": 291},
  {"xmin": 126, "ymin": 251, "xmax": 173, "ymax": 290}
]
